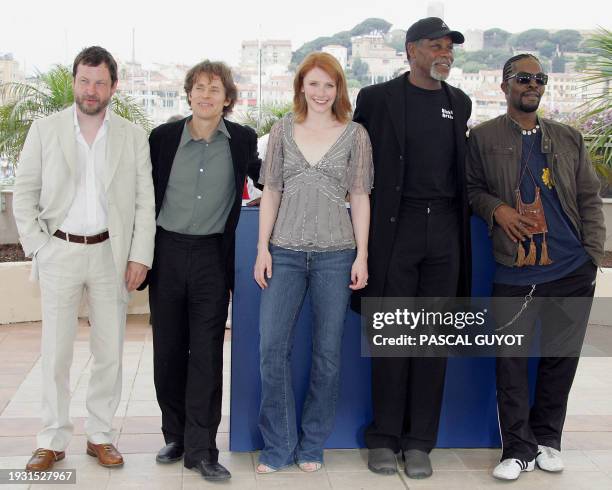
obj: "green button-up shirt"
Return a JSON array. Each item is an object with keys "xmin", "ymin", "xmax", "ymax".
[{"xmin": 157, "ymin": 117, "xmax": 235, "ymax": 235}]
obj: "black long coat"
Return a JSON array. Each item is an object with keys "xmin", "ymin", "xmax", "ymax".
[{"xmin": 350, "ymin": 73, "xmax": 472, "ymax": 312}]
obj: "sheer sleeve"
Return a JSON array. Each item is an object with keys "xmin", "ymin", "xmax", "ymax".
[
  {"xmin": 258, "ymin": 120, "xmax": 284, "ymax": 191},
  {"xmin": 347, "ymin": 123, "xmax": 374, "ymax": 194}
]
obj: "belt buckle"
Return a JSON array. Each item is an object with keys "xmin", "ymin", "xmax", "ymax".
[
  {"xmin": 84, "ymin": 235, "xmax": 88, "ymax": 244},
  {"xmin": 66, "ymin": 232, "xmax": 70, "ymax": 242}
]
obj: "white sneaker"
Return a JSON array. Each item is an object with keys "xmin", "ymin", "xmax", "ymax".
[
  {"xmin": 536, "ymin": 445, "xmax": 564, "ymax": 472},
  {"xmin": 492, "ymin": 458, "xmax": 535, "ymax": 480}
]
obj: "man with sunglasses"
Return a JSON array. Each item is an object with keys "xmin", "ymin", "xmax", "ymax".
[{"xmin": 466, "ymin": 54, "xmax": 605, "ymax": 481}]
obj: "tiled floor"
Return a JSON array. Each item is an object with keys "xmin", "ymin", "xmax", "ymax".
[{"xmin": 1, "ymin": 315, "xmax": 611, "ymax": 489}]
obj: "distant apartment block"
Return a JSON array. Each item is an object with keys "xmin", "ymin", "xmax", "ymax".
[
  {"xmin": 117, "ymin": 61, "xmax": 190, "ymax": 125},
  {"xmin": 463, "ymin": 30, "xmax": 484, "ymax": 52},
  {"xmin": 235, "ymin": 82, "xmax": 257, "ymax": 111},
  {"xmin": 351, "ymin": 35, "xmax": 408, "ymax": 83},
  {"xmin": 323, "ymin": 45, "xmax": 348, "ymax": 69},
  {"xmin": 234, "ymin": 73, "xmax": 293, "ymax": 115},
  {"xmin": 240, "ymin": 40, "xmax": 292, "ymax": 73},
  {"xmin": 0, "ymin": 54, "xmax": 24, "ymax": 91}
]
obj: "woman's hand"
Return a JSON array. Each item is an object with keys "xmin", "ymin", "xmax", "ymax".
[
  {"xmin": 349, "ymin": 254, "xmax": 368, "ymax": 290},
  {"xmin": 254, "ymin": 247, "xmax": 273, "ymax": 289}
]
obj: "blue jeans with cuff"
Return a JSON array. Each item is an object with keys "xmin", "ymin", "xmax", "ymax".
[{"xmin": 258, "ymin": 245, "xmax": 355, "ymax": 469}]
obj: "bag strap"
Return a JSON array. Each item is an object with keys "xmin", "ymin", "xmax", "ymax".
[{"xmin": 517, "ymin": 135, "xmax": 539, "ymax": 190}]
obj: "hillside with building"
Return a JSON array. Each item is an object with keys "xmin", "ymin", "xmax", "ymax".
[{"xmin": 0, "ymin": 19, "xmax": 605, "ymax": 130}]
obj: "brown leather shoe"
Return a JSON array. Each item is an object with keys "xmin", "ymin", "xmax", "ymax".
[
  {"xmin": 86, "ymin": 441, "xmax": 124, "ymax": 468},
  {"xmin": 26, "ymin": 448, "xmax": 65, "ymax": 471}
]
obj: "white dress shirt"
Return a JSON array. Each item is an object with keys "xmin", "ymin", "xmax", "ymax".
[{"xmin": 60, "ymin": 105, "xmax": 110, "ymax": 235}]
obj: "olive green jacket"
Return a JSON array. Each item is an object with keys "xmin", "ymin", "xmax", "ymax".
[{"xmin": 466, "ymin": 114, "xmax": 605, "ymax": 267}]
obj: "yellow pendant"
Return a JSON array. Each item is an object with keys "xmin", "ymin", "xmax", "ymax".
[{"xmin": 541, "ymin": 167, "xmax": 554, "ymax": 190}]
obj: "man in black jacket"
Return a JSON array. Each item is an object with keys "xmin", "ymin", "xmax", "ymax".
[
  {"xmin": 352, "ymin": 17, "xmax": 472, "ymax": 478},
  {"xmin": 145, "ymin": 61, "xmax": 260, "ymax": 481}
]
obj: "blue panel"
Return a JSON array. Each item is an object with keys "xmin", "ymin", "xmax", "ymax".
[{"xmin": 230, "ymin": 210, "xmax": 502, "ymax": 451}]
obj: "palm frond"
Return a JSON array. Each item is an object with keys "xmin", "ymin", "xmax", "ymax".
[
  {"xmin": 236, "ymin": 102, "xmax": 293, "ymax": 137},
  {"xmin": 1, "ymin": 65, "xmax": 153, "ymax": 164},
  {"xmin": 578, "ymin": 28, "xmax": 612, "ymax": 170},
  {"xmin": 111, "ymin": 94, "xmax": 153, "ymax": 133}
]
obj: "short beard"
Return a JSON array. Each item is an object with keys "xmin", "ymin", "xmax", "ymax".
[
  {"xmin": 75, "ymin": 95, "xmax": 110, "ymax": 116},
  {"xmin": 519, "ymin": 97, "xmax": 540, "ymax": 113},
  {"xmin": 430, "ymin": 64, "xmax": 449, "ymax": 81}
]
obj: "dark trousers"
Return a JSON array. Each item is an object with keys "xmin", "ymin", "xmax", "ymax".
[
  {"xmin": 149, "ymin": 227, "xmax": 229, "ymax": 463},
  {"xmin": 365, "ymin": 199, "xmax": 460, "ymax": 453},
  {"xmin": 493, "ymin": 260, "xmax": 597, "ymax": 460}
]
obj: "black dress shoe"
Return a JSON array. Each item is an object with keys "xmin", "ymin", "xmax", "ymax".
[
  {"xmin": 185, "ymin": 459, "xmax": 231, "ymax": 481},
  {"xmin": 156, "ymin": 442, "xmax": 184, "ymax": 464}
]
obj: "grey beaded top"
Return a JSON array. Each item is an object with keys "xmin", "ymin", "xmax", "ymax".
[{"xmin": 259, "ymin": 113, "xmax": 373, "ymax": 252}]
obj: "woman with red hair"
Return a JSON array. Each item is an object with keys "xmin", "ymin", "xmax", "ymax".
[{"xmin": 254, "ymin": 52, "xmax": 373, "ymax": 473}]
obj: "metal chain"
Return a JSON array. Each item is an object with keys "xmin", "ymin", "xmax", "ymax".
[{"xmin": 495, "ymin": 284, "xmax": 536, "ymax": 332}]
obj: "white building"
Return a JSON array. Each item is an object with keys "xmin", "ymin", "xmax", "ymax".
[
  {"xmin": 118, "ymin": 61, "xmax": 190, "ymax": 126},
  {"xmin": 240, "ymin": 40, "xmax": 292, "ymax": 74},
  {"xmin": 322, "ymin": 45, "xmax": 348, "ymax": 69},
  {"xmin": 0, "ymin": 54, "xmax": 24, "ymax": 102},
  {"xmin": 463, "ymin": 30, "xmax": 484, "ymax": 52},
  {"xmin": 351, "ymin": 35, "xmax": 408, "ymax": 83}
]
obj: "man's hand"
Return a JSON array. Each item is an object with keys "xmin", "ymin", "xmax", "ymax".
[
  {"xmin": 125, "ymin": 261, "xmax": 148, "ymax": 292},
  {"xmin": 494, "ymin": 204, "xmax": 538, "ymax": 243}
]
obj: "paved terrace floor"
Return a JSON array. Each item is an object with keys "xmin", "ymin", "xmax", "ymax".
[{"xmin": 0, "ymin": 315, "xmax": 611, "ymax": 489}]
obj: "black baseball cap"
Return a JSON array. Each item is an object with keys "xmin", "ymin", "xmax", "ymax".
[{"xmin": 405, "ymin": 17, "xmax": 464, "ymax": 44}]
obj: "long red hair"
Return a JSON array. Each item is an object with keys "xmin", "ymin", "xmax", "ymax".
[{"xmin": 293, "ymin": 52, "xmax": 351, "ymax": 124}]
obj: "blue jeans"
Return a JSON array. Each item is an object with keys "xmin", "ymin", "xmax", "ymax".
[{"xmin": 258, "ymin": 245, "xmax": 356, "ymax": 469}]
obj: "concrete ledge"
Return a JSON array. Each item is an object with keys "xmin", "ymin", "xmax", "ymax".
[
  {"xmin": 2, "ymin": 261, "xmax": 610, "ymax": 326},
  {"xmin": 0, "ymin": 261, "xmax": 150, "ymax": 324}
]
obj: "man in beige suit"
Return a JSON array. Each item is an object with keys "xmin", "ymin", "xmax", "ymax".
[{"xmin": 13, "ymin": 46, "xmax": 156, "ymax": 471}]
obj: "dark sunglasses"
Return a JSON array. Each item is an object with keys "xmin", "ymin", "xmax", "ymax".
[{"xmin": 507, "ymin": 72, "xmax": 548, "ymax": 86}]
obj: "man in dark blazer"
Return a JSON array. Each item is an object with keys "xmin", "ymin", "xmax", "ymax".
[
  {"xmin": 351, "ymin": 18, "xmax": 472, "ymax": 479},
  {"xmin": 143, "ymin": 60, "xmax": 260, "ymax": 481}
]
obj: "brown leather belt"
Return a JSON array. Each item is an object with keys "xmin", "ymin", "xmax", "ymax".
[{"xmin": 53, "ymin": 230, "xmax": 110, "ymax": 244}]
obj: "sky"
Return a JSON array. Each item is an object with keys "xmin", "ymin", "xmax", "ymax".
[{"xmin": 1, "ymin": 0, "xmax": 610, "ymax": 76}]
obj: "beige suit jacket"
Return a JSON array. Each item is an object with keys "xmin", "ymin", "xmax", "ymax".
[{"xmin": 13, "ymin": 106, "xmax": 156, "ymax": 284}]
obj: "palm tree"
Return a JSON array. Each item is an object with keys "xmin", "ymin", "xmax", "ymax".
[
  {"xmin": 237, "ymin": 102, "xmax": 293, "ymax": 137},
  {"xmin": 0, "ymin": 65, "xmax": 152, "ymax": 166},
  {"xmin": 580, "ymin": 28, "xmax": 612, "ymax": 176}
]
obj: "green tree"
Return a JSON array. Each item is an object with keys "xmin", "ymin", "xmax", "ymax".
[
  {"xmin": 387, "ymin": 29, "xmax": 408, "ymax": 53},
  {"xmin": 514, "ymin": 29, "xmax": 550, "ymax": 50},
  {"xmin": 579, "ymin": 28, "xmax": 612, "ymax": 174},
  {"xmin": 453, "ymin": 49, "xmax": 511, "ymax": 71},
  {"xmin": 0, "ymin": 65, "xmax": 151, "ymax": 165},
  {"xmin": 291, "ymin": 18, "xmax": 392, "ymax": 66},
  {"xmin": 550, "ymin": 29, "xmax": 582, "ymax": 53},
  {"xmin": 348, "ymin": 57, "xmax": 370, "ymax": 86},
  {"xmin": 538, "ymin": 40, "xmax": 556, "ymax": 58},
  {"xmin": 351, "ymin": 18, "xmax": 392, "ymax": 37},
  {"xmin": 574, "ymin": 56, "xmax": 589, "ymax": 71},
  {"xmin": 483, "ymin": 28, "xmax": 511, "ymax": 50},
  {"xmin": 551, "ymin": 55, "xmax": 567, "ymax": 73}
]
